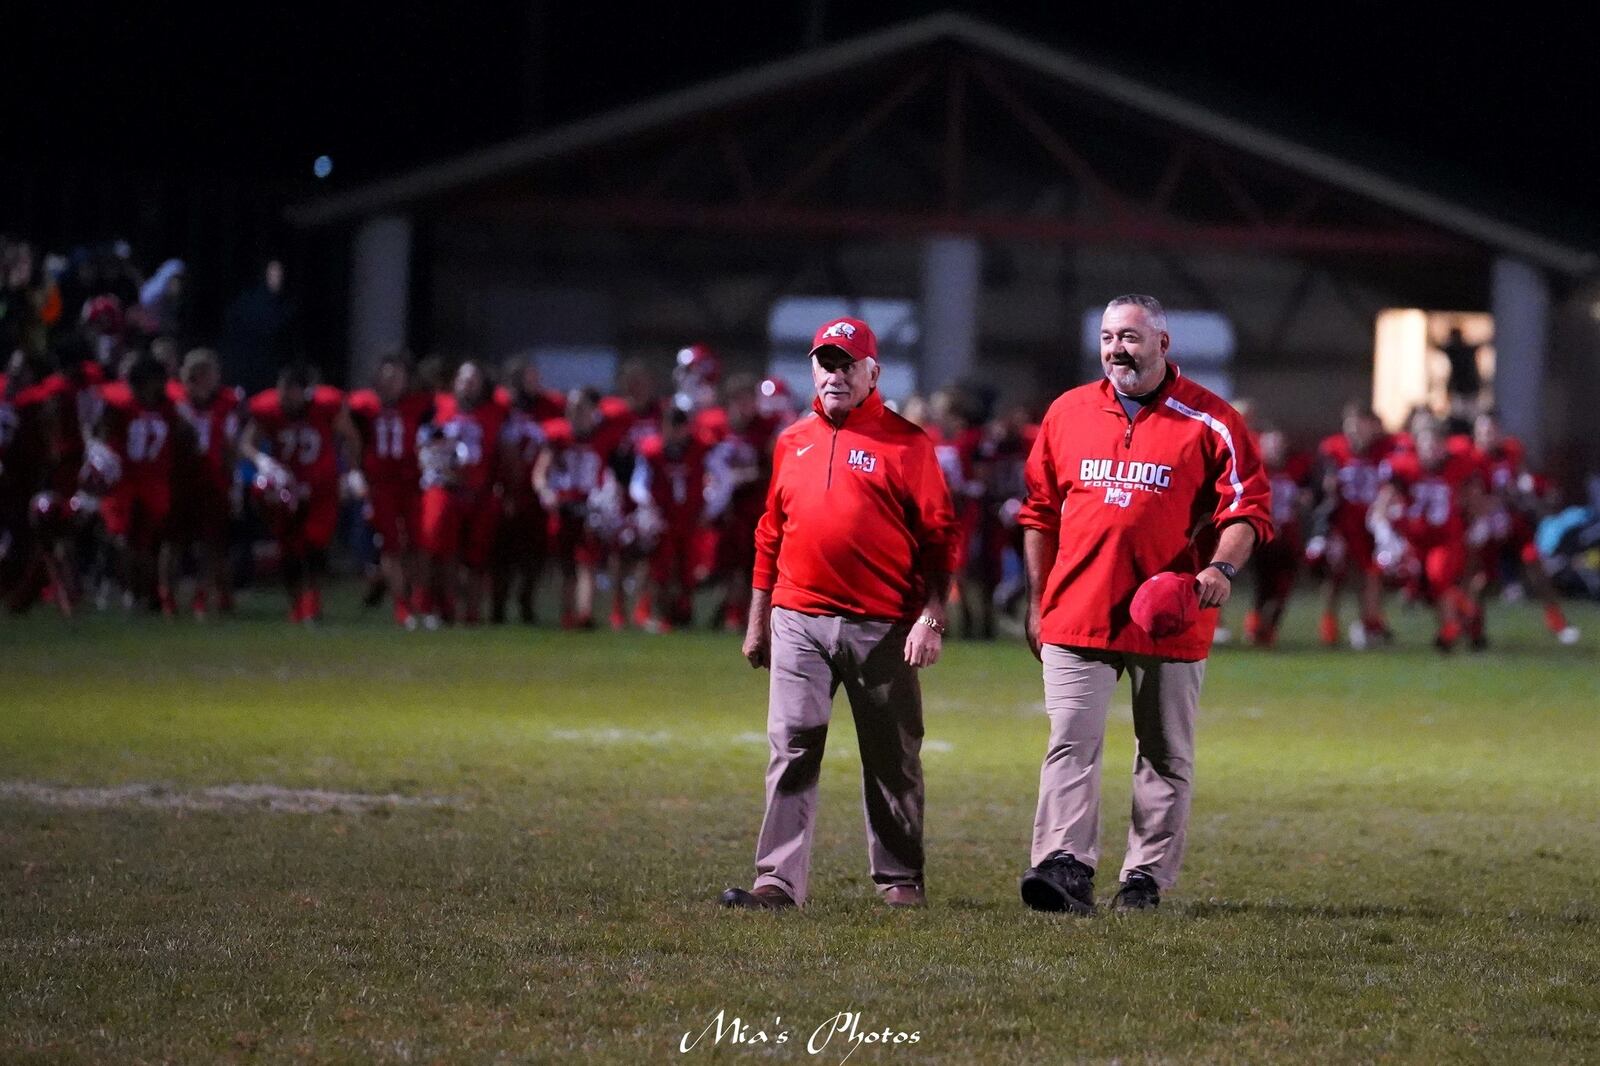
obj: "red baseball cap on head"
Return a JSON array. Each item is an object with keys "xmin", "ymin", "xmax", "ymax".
[
  {"xmin": 1130, "ymin": 571, "xmax": 1199, "ymax": 639},
  {"xmin": 809, "ymin": 317, "xmax": 877, "ymax": 362}
]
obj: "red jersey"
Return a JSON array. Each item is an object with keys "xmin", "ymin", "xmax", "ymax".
[
  {"xmin": 753, "ymin": 390, "xmax": 956, "ymax": 623},
  {"xmin": 1381, "ymin": 450, "xmax": 1482, "ymax": 546},
  {"xmin": 349, "ymin": 389, "xmax": 433, "ymax": 486},
  {"xmin": 99, "ymin": 383, "xmax": 182, "ymax": 486},
  {"xmin": 493, "ymin": 384, "xmax": 566, "ymax": 423},
  {"xmin": 704, "ymin": 419, "xmax": 773, "ymax": 523},
  {"xmin": 1019, "ymin": 366, "xmax": 1273, "ymax": 660},
  {"xmin": 933, "ymin": 426, "xmax": 983, "ymax": 503},
  {"xmin": 542, "ymin": 419, "xmax": 610, "ymax": 508},
  {"xmin": 1318, "ymin": 432, "xmax": 1394, "ymax": 525},
  {"xmin": 1267, "ymin": 453, "xmax": 1315, "ymax": 535},
  {"xmin": 426, "ymin": 394, "xmax": 508, "ymax": 494},
  {"xmin": 248, "ymin": 386, "xmax": 345, "ymax": 488},
  {"xmin": 39, "ymin": 361, "xmax": 107, "ymax": 493},
  {"xmin": 168, "ymin": 381, "xmax": 243, "ymax": 493},
  {"xmin": 42, "ymin": 361, "xmax": 107, "ymax": 431},
  {"xmin": 595, "ymin": 396, "xmax": 647, "ymax": 464},
  {"xmin": 634, "ymin": 432, "xmax": 708, "ymax": 522},
  {"xmin": 499, "ymin": 404, "xmax": 548, "ymax": 502},
  {"xmin": 1475, "ymin": 438, "xmax": 1537, "ymax": 497},
  {"xmin": 691, "ymin": 405, "xmax": 731, "ymax": 446}
]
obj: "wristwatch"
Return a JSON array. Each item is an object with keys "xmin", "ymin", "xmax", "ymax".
[
  {"xmin": 917, "ymin": 614, "xmax": 947, "ymax": 635},
  {"xmin": 1205, "ymin": 561, "xmax": 1238, "ymax": 581}
]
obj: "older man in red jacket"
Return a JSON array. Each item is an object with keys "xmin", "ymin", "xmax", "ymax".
[
  {"xmin": 719, "ymin": 317, "xmax": 956, "ymax": 912},
  {"xmin": 1018, "ymin": 294, "xmax": 1273, "ymax": 914}
]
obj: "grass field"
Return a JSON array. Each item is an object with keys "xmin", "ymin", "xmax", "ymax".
[{"xmin": 4, "ymin": 590, "xmax": 1600, "ymax": 1064}]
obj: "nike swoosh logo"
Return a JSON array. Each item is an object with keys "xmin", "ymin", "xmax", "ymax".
[{"xmin": 796, "ymin": 444, "xmax": 814, "ymax": 456}]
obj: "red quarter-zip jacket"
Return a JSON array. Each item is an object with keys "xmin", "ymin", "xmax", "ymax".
[
  {"xmin": 1020, "ymin": 364, "xmax": 1273, "ymax": 660},
  {"xmin": 753, "ymin": 389, "xmax": 956, "ymax": 622}
]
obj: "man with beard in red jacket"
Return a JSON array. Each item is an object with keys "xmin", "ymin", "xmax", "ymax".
[
  {"xmin": 1018, "ymin": 295, "xmax": 1272, "ymax": 914},
  {"xmin": 719, "ymin": 317, "xmax": 956, "ymax": 912}
]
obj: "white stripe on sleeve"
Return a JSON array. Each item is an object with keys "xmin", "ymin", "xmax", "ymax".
[{"xmin": 1163, "ymin": 396, "xmax": 1245, "ymax": 510}]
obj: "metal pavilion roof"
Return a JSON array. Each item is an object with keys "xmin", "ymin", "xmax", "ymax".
[{"xmin": 288, "ymin": 14, "xmax": 1596, "ymax": 276}]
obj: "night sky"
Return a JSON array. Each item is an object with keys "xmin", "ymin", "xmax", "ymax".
[{"xmin": 5, "ymin": 1, "xmax": 1597, "ymax": 238}]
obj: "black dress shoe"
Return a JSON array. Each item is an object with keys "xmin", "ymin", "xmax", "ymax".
[
  {"xmin": 1020, "ymin": 852, "xmax": 1095, "ymax": 914},
  {"xmin": 882, "ymin": 884, "xmax": 926, "ymax": 908},
  {"xmin": 718, "ymin": 885, "xmax": 797, "ymax": 910},
  {"xmin": 1111, "ymin": 871, "xmax": 1160, "ymax": 910}
]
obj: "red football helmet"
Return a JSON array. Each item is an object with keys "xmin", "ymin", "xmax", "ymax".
[
  {"xmin": 675, "ymin": 344, "xmax": 720, "ymax": 384},
  {"xmin": 81, "ymin": 294, "xmax": 125, "ymax": 335},
  {"xmin": 673, "ymin": 344, "xmax": 721, "ymax": 414},
  {"xmin": 757, "ymin": 375, "xmax": 799, "ymax": 419}
]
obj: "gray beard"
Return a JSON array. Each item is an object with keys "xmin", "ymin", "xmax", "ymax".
[{"xmin": 1107, "ymin": 366, "xmax": 1158, "ymax": 396}]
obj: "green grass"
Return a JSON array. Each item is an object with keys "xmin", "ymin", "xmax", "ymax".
[{"xmin": 3, "ymin": 591, "xmax": 1599, "ymax": 1063}]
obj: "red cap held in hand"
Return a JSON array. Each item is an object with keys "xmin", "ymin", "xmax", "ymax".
[{"xmin": 1130, "ymin": 571, "xmax": 1198, "ymax": 638}]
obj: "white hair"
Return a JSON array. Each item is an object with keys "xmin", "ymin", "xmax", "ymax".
[
  {"xmin": 1106, "ymin": 294, "xmax": 1168, "ymax": 333},
  {"xmin": 813, "ymin": 351, "xmax": 878, "ymax": 376}
]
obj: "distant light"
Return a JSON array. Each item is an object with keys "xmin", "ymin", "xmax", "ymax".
[{"xmin": 313, "ymin": 155, "xmax": 334, "ymax": 179}]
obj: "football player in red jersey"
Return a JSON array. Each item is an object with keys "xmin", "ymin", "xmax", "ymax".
[
  {"xmin": 966, "ymin": 406, "xmax": 1037, "ymax": 640},
  {"xmin": 96, "ymin": 355, "xmax": 189, "ymax": 614},
  {"xmin": 38, "ymin": 346, "xmax": 107, "ymax": 503},
  {"xmin": 0, "ymin": 352, "xmax": 60, "ymax": 611},
  {"xmin": 630, "ymin": 407, "xmax": 708, "ymax": 632},
  {"xmin": 534, "ymin": 387, "xmax": 617, "ymax": 629},
  {"xmin": 926, "ymin": 388, "xmax": 983, "ymax": 637},
  {"xmin": 755, "ymin": 374, "xmax": 801, "ymax": 434},
  {"xmin": 240, "ymin": 363, "xmax": 361, "ymax": 624},
  {"xmin": 1372, "ymin": 419, "xmax": 1486, "ymax": 652},
  {"xmin": 1469, "ymin": 411, "xmax": 1579, "ymax": 645},
  {"xmin": 1245, "ymin": 426, "xmax": 1314, "ymax": 648},
  {"xmin": 672, "ymin": 343, "xmax": 720, "ymax": 418},
  {"xmin": 491, "ymin": 359, "xmax": 552, "ymax": 625},
  {"xmin": 604, "ymin": 357, "xmax": 661, "ymax": 440},
  {"xmin": 599, "ymin": 358, "xmax": 663, "ymax": 629},
  {"xmin": 1311, "ymin": 404, "xmax": 1395, "ymax": 649},
  {"xmin": 704, "ymin": 376, "xmax": 777, "ymax": 632},
  {"xmin": 415, "ymin": 360, "xmax": 508, "ymax": 628},
  {"xmin": 493, "ymin": 357, "xmax": 566, "ymax": 422},
  {"xmin": 348, "ymin": 355, "xmax": 434, "ymax": 628},
  {"xmin": 168, "ymin": 349, "xmax": 242, "ymax": 619}
]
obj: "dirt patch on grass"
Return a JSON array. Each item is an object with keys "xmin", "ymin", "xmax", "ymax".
[{"xmin": 0, "ymin": 781, "xmax": 459, "ymax": 814}]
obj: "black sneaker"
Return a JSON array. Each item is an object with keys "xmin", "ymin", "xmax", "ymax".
[
  {"xmin": 1111, "ymin": 871, "xmax": 1160, "ymax": 911},
  {"xmin": 1020, "ymin": 852, "xmax": 1095, "ymax": 914}
]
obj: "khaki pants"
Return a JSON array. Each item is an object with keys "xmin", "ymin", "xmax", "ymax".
[
  {"xmin": 1032, "ymin": 644, "xmax": 1206, "ymax": 890},
  {"xmin": 752, "ymin": 606, "xmax": 925, "ymax": 906}
]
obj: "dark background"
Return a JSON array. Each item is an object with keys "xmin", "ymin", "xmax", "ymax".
[{"xmin": 4, "ymin": 0, "xmax": 1596, "ymax": 344}]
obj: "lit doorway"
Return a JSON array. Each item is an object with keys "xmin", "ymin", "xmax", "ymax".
[{"xmin": 1372, "ymin": 310, "xmax": 1494, "ymax": 431}]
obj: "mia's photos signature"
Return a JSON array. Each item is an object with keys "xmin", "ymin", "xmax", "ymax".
[{"xmin": 678, "ymin": 1009, "xmax": 921, "ymax": 1063}]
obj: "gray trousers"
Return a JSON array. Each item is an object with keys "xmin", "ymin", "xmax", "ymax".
[
  {"xmin": 1032, "ymin": 644, "xmax": 1206, "ymax": 890},
  {"xmin": 753, "ymin": 606, "xmax": 925, "ymax": 906}
]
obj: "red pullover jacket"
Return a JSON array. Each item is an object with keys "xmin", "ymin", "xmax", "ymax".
[
  {"xmin": 1020, "ymin": 364, "xmax": 1273, "ymax": 660},
  {"xmin": 754, "ymin": 390, "xmax": 956, "ymax": 622}
]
